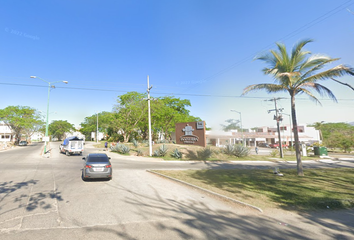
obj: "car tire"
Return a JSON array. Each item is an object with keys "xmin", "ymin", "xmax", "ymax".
[
  {"xmin": 82, "ymin": 172, "xmax": 87, "ymax": 181},
  {"xmin": 66, "ymin": 151, "xmax": 70, "ymax": 156}
]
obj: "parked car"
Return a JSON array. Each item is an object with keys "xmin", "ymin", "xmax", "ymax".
[
  {"xmin": 82, "ymin": 153, "xmax": 112, "ymax": 181},
  {"xmin": 269, "ymin": 143, "xmax": 288, "ymax": 148},
  {"xmin": 18, "ymin": 141, "xmax": 28, "ymax": 146},
  {"xmin": 258, "ymin": 142, "xmax": 270, "ymax": 148}
]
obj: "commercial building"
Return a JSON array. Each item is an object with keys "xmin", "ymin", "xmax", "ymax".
[{"xmin": 207, "ymin": 124, "xmax": 320, "ymax": 147}]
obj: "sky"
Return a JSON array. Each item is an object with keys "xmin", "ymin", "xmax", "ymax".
[{"xmin": 1, "ymin": 0, "xmax": 354, "ymax": 130}]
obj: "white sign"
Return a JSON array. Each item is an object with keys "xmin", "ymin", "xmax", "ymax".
[{"xmin": 42, "ymin": 136, "xmax": 50, "ymax": 142}]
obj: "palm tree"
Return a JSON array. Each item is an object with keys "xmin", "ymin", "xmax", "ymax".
[{"xmin": 242, "ymin": 39, "xmax": 354, "ymax": 176}]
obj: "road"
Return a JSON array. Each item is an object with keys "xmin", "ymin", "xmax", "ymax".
[{"xmin": 0, "ymin": 142, "xmax": 353, "ymax": 239}]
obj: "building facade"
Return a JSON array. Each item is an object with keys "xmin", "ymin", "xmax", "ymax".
[{"xmin": 207, "ymin": 124, "xmax": 320, "ymax": 147}]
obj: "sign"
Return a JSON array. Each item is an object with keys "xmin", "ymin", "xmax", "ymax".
[
  {"xmin": 42, "ymin": 136, "xmax": 50, "ymax": 142},
  {"xmin": 175, "ymin": 121, "xmax": 206, "ymax": 147}
]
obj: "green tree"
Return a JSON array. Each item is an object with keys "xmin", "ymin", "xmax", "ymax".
[
  {"xmin": 221, "ymin": 119, "xmax": 240, "ymax": 131},
  {"xmin": 114, "ymin": 92, "xmax": 147, "ymax": 142},
  {"xmin": 80, "ymin": 111, "xmax": 115, "ymax": 140},
  {"xmin": 243, "ymin": 39, "xmax": 354, "ymax": 176},
  {"xmin": 319, "ymin": 122, "xmax": 354, "ymax": 152},
  {"xmin": 48, "ymin": 120, "xmax": 75, "ymax": 141},
  {"xmin": 152, "ymin": 96, "xmax": 201, "ymax": 140},
  {"xmin": 0, "ymin": 106, "xmax": 43, "ymax": 144}
]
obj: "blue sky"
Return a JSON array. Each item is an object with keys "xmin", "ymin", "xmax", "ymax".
[{"xmin": 1, "ymin": 0, "xmax": 354, "ymax": 130}]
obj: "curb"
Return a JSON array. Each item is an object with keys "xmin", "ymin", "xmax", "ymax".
[{"xmin": 147, "ymin": 170, "xmax": 263, "ymax": 213}]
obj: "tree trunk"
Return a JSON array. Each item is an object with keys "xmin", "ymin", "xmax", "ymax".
[{"xmin": 290, "ymin": 92, "xmax": 304, "ymax": 176}]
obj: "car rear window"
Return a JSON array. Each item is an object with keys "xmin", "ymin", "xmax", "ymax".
[{"xmin": 87, "ymin": 156, "xmax": 109, "ymax": 162}]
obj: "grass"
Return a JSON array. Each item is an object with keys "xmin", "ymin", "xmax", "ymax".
[
  {"xmin": 154, "ymin": 168, "xmax": 354, "ymax": 211},
  {"xmin": 94, "ymin": 141, "xmax": 320, "ymax": 161}
]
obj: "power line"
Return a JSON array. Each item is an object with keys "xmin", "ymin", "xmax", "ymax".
[{"xmin": 1, "ymin": 82, "xmax": 353, "ymax": 101}]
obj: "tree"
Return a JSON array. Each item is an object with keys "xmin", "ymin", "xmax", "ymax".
[
  {"xmin": 243, "ymin": 39, "xmax": 354, "ymax": 176},
  {"xmin": 152, "ymin": 96, "xmax": 201, "ymax": 140},
  {"xmin": 221, "ymin": 119, "xmax": 240, "ymax": 131},
  {"xmin": 0, "ymin": 106, "xmax": 43, "ymax": 144},
  {"xmin": 80, "ymin": 111, "xmax": 115, "ymax": 140},
  {"xmin": 317, "ymin": 122, "xmax": 354, "ymax": 152},
  {"xmin": 48, "ymin": 120, "xmax": 75, "ymax": 141},
  {"xmin": 113, "ymin": 92, "xmax": 147, "ymax": 142}
]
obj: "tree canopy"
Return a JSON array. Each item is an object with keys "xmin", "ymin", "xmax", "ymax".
[
  {"xmin": 0, "ymin": 106, "xmax": 43, "ymax": 144},
  {"xmin": 79, "ymin": 92, "xmax": 201, "ymax": 142},
  {"xmin": 48, "ymin": 120, "xmax": 76, "ymax": 141}
]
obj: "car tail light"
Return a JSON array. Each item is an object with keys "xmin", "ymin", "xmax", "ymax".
[
  {"xmin": 85, "ymin": 165, "xmax": 92, "ymax": 168},
  {"xmin": 106, "ymin": 165, "xmax": 111, "ymax": 168}
]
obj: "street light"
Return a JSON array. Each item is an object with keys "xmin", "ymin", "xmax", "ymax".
[
  {"xmin": 230, "ymin": 110, "xmax": 245, "ymax": 146},
  {"xmin": 30, "ymin": 76, "xmax": 68, "ymax": 154}
]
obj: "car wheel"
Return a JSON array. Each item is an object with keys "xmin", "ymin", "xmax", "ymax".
[
  {"xmin": 66, "ymin": 151, "xmax": 70, "ymax": 156},
  {"xmin": 82, "ymin": 172, "xmax": 87, "ymax": 181}
]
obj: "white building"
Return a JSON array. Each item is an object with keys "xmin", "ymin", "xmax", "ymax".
[
  {"xmin": 0, "ymin": 121, "xmax": 13, "ymax": 142},
  {"xmin": 207, "ymin": 124, "xmax": 320, "ymax": 147}
]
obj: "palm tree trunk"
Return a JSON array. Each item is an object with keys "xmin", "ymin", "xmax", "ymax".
[{"xmin": 290, "ymin": 92, "xmax": 304, "ymax": 176}]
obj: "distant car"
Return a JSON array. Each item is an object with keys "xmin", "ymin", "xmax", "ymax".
[
  {"xmin": 19, "ymin": 141, "xmax": 28, "ymax": 146},
  {"xmin": 269, "ymin": 143, "xmax": 288, "ymax": 148},
  {"xmin": 82, "ymin": 153, "xmax": 112, "ymax": 181},
  {"xmin": 258, "ymin": 143, "xmax": 270, "ymax": 148}
]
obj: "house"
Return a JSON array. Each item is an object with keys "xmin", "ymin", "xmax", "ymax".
[{"xmin": 0, "ymin": 121, "xmax": 13, "ymax": 142}]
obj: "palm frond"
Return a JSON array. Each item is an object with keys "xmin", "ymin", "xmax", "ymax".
[
  {"xmin": 242, "ymin": 83, "xmax": 287, "ymax": 95},
  {"xmin": 304, "ymin": 64, "xmax": 354, "ymax": 83},
  {"xmin": 300, "ymin": 56, "xmax": 340, "ymax": 79},
  {"xmin": 296, "ymin": 87, "xmax": 322, "ymax": 105},
  {"xmin": 291, "ymin": 39, "xmax": 313, "ymax": 58},
  {"xmin": 302, "ymin": 82, "xmax": 338, "ymax": 102}
]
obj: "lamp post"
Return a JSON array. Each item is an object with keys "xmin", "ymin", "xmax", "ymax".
[
  {"xmin": 230, "ymin": 110, "xmax": 245, "ymax": 146},
  {"xmin": 30, "ymin": 76, "xmax": 68, "ymax": 154}
]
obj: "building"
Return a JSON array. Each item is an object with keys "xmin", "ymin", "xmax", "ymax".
[
  {"xmin": 0, "ymin": 121, "xmax": 13, "ymax": 142},
  {"xmin": 207, "ymin": 124, "xmax": 320, "ymax": 147}
]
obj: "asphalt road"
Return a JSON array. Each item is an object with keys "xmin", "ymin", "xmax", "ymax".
[{"xmin": 1, "ymin": 142, "xmax": 353, "ymax": 240}]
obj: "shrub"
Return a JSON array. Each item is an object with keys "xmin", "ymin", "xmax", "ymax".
[
  {"xmin": 171, "ymin": 148, "xmax": 183, "ymax": 159},
  {"xmin": 111, "ymin": 143, "xmax": 130, "ymax": 154},
  {"xmin": 158, "ymin": 144, "xmax": 169, "ymax": 157},
  {"xmin": 224, "ymin": 144, "xmax": 234, "ymax": 155},
  {"xmin": 233, "ymin": 144, "xmax": 250, "ymax": 157},
  {"xmin": 132, "ymin": 139, "xmax": 139, "ymax": 148},
  {"xmin": 136, "ymin": 149, "xmax": 143, "ymax": 156},
  {"xmin": 153, "ymin": 150, "xmax": 160, "ymax": 157},
  {"xmin": 269, "ymin": 149, "xmax": 279, "ymax": 157},
  {"xmin": 197, "ymin": 147, "xmax": 213, "ymax": 159}
]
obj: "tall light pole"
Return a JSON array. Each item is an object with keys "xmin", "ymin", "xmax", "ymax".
[
  {"xmin": 30, "ymin": 76, "xmax": 68, "ymax": 154},
  {"xmin": 230, "ymin": 110, "xmax": 245, "ymax": 146}
]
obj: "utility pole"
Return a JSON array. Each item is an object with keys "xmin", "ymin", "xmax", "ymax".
[
  {"xmin": 267, "ymin": 97, "xmax": 284, "ymax": 158},
  {"xmin": 147, "ymin": 76, "xmax": 153, "ymax": 157}
]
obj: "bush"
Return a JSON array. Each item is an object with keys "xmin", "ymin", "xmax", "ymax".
[
  {"xmin": 171, "ymin": 148, "xmax": 183, "ymax": 159},
  {"xmin": 233, "ymin": 144, "xmax": 250, "ymax": 157},
  {"xmin": 132, "ymin": 139, "xmax": 139, "ymax": 148},
  {"xmin": 224, "ymin": 144, "xmax": 234, "ymax": 155},
  {"xmin": 136, "ymin": 149, "xmax": 143, "ymax": 156},
  {"xmin": 111, "ymin": 143, "xmax": 130, "ymax": 154},
  {"xmin": 269, "ymin": 149, "xmax": 279, "ymax": 157},
  {"xmin": 197, "ymin": 147, "xmax": 213, "ymax": 159},
  {"xmin": 158, "ymin": 144, "xmax": 169, "ymax": 157},
  {"xmin": 153, "ymin": 150, "xmax": 160, "ymax": 157}
]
